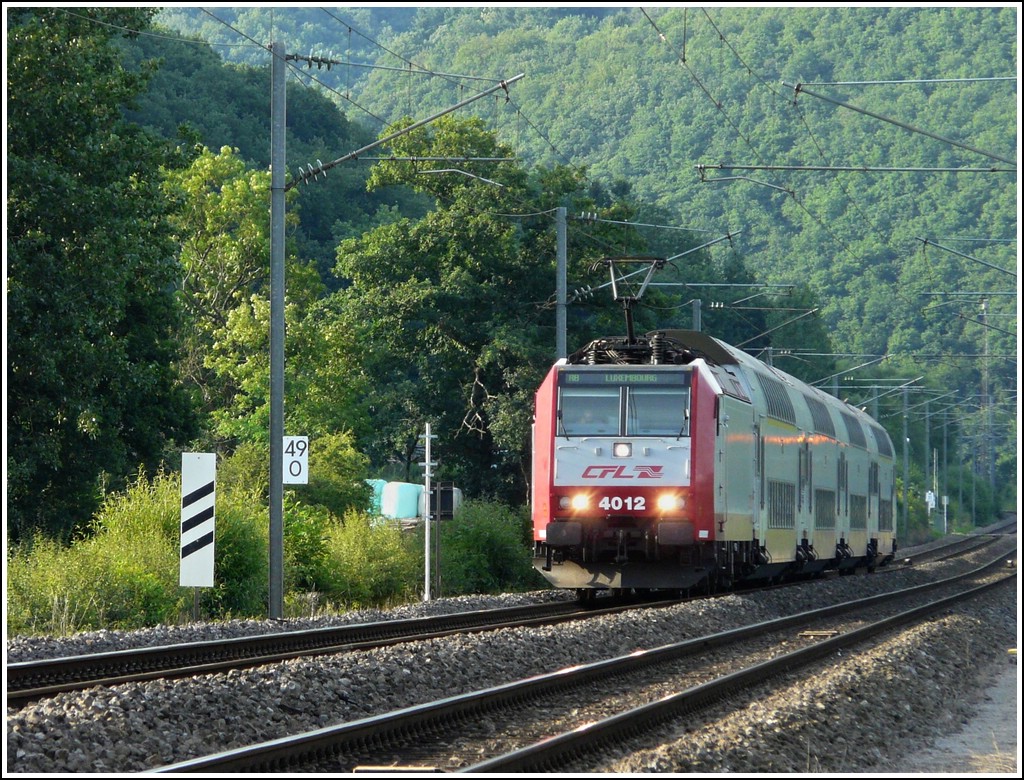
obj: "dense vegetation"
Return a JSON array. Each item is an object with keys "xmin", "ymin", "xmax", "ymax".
[
  {"xmin": 7, "ymin": 9, "xmax": 200, "ymax": 543},
  {"xmin": 6, "ymin": 8, "xmax": 1015, "ymax": 633},
  {"xmin": 159, "ymin": 5, "xmax": 1017, "ymax": 491}
]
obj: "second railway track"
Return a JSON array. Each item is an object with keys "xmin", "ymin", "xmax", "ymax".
[
  {"xmin": 6, "ymin": 598, "xmax": 664, "ymax": 707},
  {"xmin": 8, "ymin": 526, "xmax": 1013, "ymax": 709},
  {"xmin": 152, "ymin": 548, "xmax": 1016, "ymax": 772}
]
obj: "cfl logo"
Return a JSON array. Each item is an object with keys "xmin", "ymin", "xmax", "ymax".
[{"xmin": 582, "ymin": 465, "xmax": 664, "ymax": 479}]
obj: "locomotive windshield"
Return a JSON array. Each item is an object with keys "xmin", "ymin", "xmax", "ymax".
[
  {"xmin": 627, "ymin": 386, "xmax": 690, "ymax": 435},
  {"xmin": 560, "ymin": 387, "xmax": 620, "ymax": 435},
  {"xmin": 558, "ymin": 369, "xmax": 690, "ymax": 437}
]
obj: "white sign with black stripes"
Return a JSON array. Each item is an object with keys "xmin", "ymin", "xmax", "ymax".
[{"xmin": 180, "ymin": 452, "xmax": 216, "ymax": 587}]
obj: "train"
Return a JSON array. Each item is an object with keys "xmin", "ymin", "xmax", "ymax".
[{"xmin": 531, "ymin": 326, "xmax": 897, "ymax": 598}]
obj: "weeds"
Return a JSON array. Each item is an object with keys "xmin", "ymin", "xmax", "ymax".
[{"xmin": 7, "ymin": 464, "xmax": 543, "ymax": 637}]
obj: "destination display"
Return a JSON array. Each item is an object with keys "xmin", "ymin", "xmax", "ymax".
[{"xmin": 559, "ymin": 369, "xmax": 690, "ymax": 386}]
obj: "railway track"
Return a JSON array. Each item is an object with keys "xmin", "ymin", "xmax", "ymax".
[
  {"xmin": 8, "ymin": 526, "xmax": 1006, "ymax": 709},
  {"xmin": 151, "ymin": 548, "xmax": 1015, "ymax": 773},
  {"xmin": 893, "ymin": 532, "xmax": 1001, "ymax": 566},
  {"xmin": 469, "ymin": 561, "xmax": 1015, "ymax": 773},
  {"xmin": 5, "ymin": 598, "xmax": 660, "ymax": 708}
]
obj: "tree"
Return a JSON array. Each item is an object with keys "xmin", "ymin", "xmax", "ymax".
[
  {"xmin": 6, "ymin": 8, "xmax": 197, "ymax": 541},
  {"xmin": 334, "ymin": 117, "xmax": 564, "ymax": 500},
  {"xmin": 162, "ymin": 145, "xmax": 285, "ymax": 426},
  {"xmin": 164, "ymin": 150, "xmax": 373, "ymax": 459}
]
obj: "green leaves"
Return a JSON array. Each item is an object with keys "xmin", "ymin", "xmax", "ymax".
[
  {"xmin": 331, "ymin": 117, "xmax": 556, "ymax": 499},
  {"xmin": 7, "ymin": 9, "xmax": 197, "ymax": 541}
]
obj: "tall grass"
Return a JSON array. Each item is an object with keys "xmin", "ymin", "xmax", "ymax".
[
  {"xmin": 6, "ymin": 471, "xmax": 186, "ymax": 635},
  {"xmin": 6, "ymin": 465, "xmax": 544, "ymax": 637},
  {"xmin": 5, "ymin": 468, "xmax": 274, "ymax": 636}
]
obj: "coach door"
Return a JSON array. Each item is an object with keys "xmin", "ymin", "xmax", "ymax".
[{"xmin": 716, "ymin": 395, "xmax": 755, "ymax": 542}]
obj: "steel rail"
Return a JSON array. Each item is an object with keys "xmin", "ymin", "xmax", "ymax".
[
  {"xmin": 464, "ymin": 569, "xmax": 1016, "ymax": 772},
  {"xmin": 6, "ymin": 598, "xmax": 641, "ymax": 706},
  {"xmin": 151, "ymin": 551, "xmax": 1014, "ymax": 773}
]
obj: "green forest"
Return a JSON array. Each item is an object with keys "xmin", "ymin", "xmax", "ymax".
[{"xmin": 5, "ymin": 7, "xmax": 1017, "ymax": 629}]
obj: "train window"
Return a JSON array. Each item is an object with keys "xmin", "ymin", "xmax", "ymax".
[
  {"xmin": 626, "ymin": 387, "xmax": 690, "ymax": 436},
  {"xmin": 559, "ymin": 387, "xmax": 621, "ymax": 435}
]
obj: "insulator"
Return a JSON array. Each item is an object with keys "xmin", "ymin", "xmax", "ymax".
[{"xmin": 651, "ymin": 332, "xmax": 664, "ymax": 365}]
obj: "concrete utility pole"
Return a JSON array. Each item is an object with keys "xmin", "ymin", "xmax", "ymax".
[
  {"xmin": 269, "ymin": 41, "xmax": 286, "ymax": 618},
  {"xmin": 556, "ymin": 206, "xmax": 566, "ymax": 360},
  {"xmin": 924, "ymin": 399, "xmax": 930, "ymax": 511},
  {"xmin": 266, "ymin": 44, "xmax": 523, "ymax": 618}
]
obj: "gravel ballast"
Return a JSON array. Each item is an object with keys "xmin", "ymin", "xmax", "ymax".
[{"xmin": 6, "ymin": 538, "xmax": 1018, "ymax": 774}]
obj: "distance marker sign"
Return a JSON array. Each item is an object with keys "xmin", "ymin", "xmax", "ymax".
[{"xmin": 283, "ymin": 436, "xmax": 309, "ymax": 484}]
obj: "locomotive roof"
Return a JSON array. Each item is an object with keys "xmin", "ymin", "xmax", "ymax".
[
  {"xmin": 566, "ymin": 329, "xmax": 740, "ymax": 367},
  {"xmin": 647, "ymin": 330, "xmax": 741, "ymax": 365},
  {"xmin": 566, "ymin": 328, "xmax": 893, "ymax": 455}
]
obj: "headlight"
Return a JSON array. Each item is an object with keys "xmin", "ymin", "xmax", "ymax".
[
  {"xmin": 571, "ymin": 494, "xmax": 590, "ymax": 510},
  {"xmin": 558, "ymin": 496, "xmax": 571, "ymax": 509},
  {"xmin": 657, "ymin": 494, "xmax": 684, "ymax": 513},
  {"xmin": 613, "ymin": 442, "xmax": 632, "ymax": 458}
]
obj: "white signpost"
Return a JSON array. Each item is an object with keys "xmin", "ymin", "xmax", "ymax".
[
  {"xmin": 180, "ymin": 453, "xmax": 216, "ymax": 588},
  {"xmin": 283, "ymin": 436, "xmax": 309, "ymax": 484},
  {"xmin": 420, "ymin": 424, "xmax": 437, "ymax": 602}
]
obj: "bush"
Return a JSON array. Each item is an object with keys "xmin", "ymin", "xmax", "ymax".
[
  {"xmin": 5, "ymin": 461, "xmax": 546, "ymax": 637},
  {"xmin": 197, "ymin": 484, "xmax": 268, "ymax": 619},
  {"xmin": 301, "ymin": 431, "xmax": 372, "ymax": 516},
  {"xmin": 5, "ymin": 465, "xmax": 276, "ymax": 635},
  {"xmin": 282, "ymin": 497, "xmax": 335, "ymax": 595},
  {"xmin": 318, "ymin": 510, "xmax": 420, "ymax": 608},
  {"xmin": 217, "ymin": 440, "xmax": 269, "ymax": 499},
  {"xmin": 6, "ymin": 471, "xmax": 187, "ymax": 636},
  {"xmin": 434, "ymin": 499, "xmax": 545, "ymax": 596}
]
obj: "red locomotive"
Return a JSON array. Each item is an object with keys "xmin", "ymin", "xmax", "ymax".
[{"xmin": 531, "ymin": 267, "xmax": 896, "ymax": 597}]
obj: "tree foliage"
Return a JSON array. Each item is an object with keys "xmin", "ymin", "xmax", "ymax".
[
  {"xmin": 118, "ymin": 24, "xmax": 402, "ymax": 287},
  {"xmin": 6, "ymin": 8, "xmax": 197, "ymax": 541},
  {"xmin": 334, "ymin": 117, "xmax": 553, "ymax": 500},
  {"xmin": 9, "ymin": 6, "xmax": 1013, "ymax": 552},
  {"xmin": 161, "ymin": 145, "xmax": 281, "ymax": 422},
  {"xmin": 333, "ymin": 6, "xmax": 1015, "ymax": 493}
]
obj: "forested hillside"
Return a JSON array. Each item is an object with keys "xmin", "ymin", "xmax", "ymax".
[
  {"xmin": 160, "ymin": 5, "xmax": 1017, "ymax": 490},
  {"xmin": 162, "ymin": 7, "xmax": 1016, "ymax": 348},
  {"xmin": 7, "ymin": 6, "xmax": 1016, "ymax": 548}
]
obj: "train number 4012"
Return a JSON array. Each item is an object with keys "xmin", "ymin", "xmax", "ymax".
[{"xmin": 597, "ymin": 495, "xmax": 646, "ymax": 511}]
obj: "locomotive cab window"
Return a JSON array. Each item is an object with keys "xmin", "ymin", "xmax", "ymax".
[
  {"xmin": 558, "ymin": 370, "xmax": 691, "ymax": 437},
  {"xmin": 559, "ymin": 387, "xmax": 620, "ymax": 435},
  {"xmin": 627, "ymin": 386, "xmax": 690, "ymax": 436}
]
